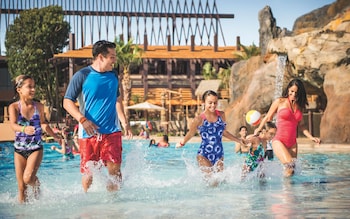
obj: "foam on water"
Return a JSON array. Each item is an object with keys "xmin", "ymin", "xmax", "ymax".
[{"xmin": 1, "ymin": 140, "xmax": 350, "ymax": 218}]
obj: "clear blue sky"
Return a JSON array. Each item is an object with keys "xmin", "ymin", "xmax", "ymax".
[{"xmin": 217, "ymin": 0, "xmax": 336, "ymax": 46}]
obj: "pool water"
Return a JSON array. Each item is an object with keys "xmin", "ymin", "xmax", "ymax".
[{"xmin": 1, "ymin": 140, "xmax": 350, "ymax": 218}]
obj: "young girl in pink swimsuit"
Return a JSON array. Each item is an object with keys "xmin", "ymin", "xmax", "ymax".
[{"xmin": 254, "ymin": 79, "xmax": 321, "ymax": 177}]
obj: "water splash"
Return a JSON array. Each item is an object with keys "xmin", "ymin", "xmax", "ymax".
[
  {"xmin": 274, "ymin": 55, "xmax": 287, "ymax": 100},
  {"xmin": 1, "ymin": 141, "xmax": 349, "ymax": 218}
]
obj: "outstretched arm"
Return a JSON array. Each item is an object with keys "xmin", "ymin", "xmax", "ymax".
[
  {"xmin": 223, "ymin": 130, "xmax": 244, "ymax": 144},
  {"xmin": 51, "ymin": 140, "xmax": 66, "ymax": 155},
  {"xmin": 220, "ymin": 110, "xmax": 248, "ymax": 145},
  {"xmin": 298, "ymin": 117, "xmax": 321, "ymax": 144},
  {"xmin": 176, "ymin": 116, "xmax": 202, "ymax": 148},
  {"xmin": 254, "ymin": 99, "xmax": 280, "ymax": 135}
]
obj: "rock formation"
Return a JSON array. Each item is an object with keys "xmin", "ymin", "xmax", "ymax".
[
  {"xmin": 226, "ymin": 0, "xmax": 350, "ymax": 143},
  {"xmin": 258, "ymin": 6, "xmax": 291, "ymax": 56}
]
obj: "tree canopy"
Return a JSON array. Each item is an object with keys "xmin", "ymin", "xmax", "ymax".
[
  {"xmin": 114, "ymin": 37, "xmax": 143, "ymax": 120},
  {"xmin": 202, "ymin": 62, "xmax": 231, "ymax": 89},
  {"xmin": 234, "ymin": 43, "xmax": 261, "ymax": 60},
  {"xmin": 202, "ymin": 62, "xmax": 217, "ymax": 80},
  {"xmin": 5, "ymin": 5, "xmax": 70, "ymax": 109}
]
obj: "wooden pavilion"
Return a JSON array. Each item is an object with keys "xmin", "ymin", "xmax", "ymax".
[{"xmin": 54, "ymin": 35, "xmax": 240, "ymax": 106}]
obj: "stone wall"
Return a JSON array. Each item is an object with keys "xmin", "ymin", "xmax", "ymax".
[{"xmin": 225, "ymin": 0, "xmax": 350, "ymax": 143}]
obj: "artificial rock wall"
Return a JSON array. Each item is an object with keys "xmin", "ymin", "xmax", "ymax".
[{"xmin": 226, "ymin": 0, "xmax": 350, "ymax": 143}]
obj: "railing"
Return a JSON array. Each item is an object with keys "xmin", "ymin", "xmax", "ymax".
[{"xmin": 130, "ymin": 87, "xmax": 195, "ymax": 105}]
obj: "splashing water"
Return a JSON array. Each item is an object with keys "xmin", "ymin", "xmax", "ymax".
[{"xmin": 1, "ymin": 140, "xmax": 350, "ymax": 218}]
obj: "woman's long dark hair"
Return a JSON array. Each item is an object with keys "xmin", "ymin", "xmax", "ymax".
[{"xmin": 282, "ymin": 78, "xmax": 308, "ymax": 109}]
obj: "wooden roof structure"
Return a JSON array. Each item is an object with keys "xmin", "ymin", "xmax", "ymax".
[
  {"xmin": 54, "ymin": 45, "xmax": 239, "ymax": 60},
  {"xmin": 195, "ymin": 80, "xmax": 222, "ymax": 97}
]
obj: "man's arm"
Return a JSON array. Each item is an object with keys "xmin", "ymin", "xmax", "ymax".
[{"xmin": 116, "ymin": 96, "xmax": 133, "ymax": 139}]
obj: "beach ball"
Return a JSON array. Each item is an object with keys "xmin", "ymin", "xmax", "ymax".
[{"xmin": 245, "ymin": 110, "xmax": 261, "ymax": 126}]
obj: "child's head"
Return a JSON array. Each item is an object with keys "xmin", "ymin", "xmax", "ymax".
[
  {"xmin": 14, "ymin": 75, "xmax": 35, "ymax": 100},
  {"xmin": 260, "ymin": 122, "xmax": 276, "ymax": 140},
  {"xmin": 238, "ymin": 126, "xmax": 248, "ymax": 138},
  {"xmin": 149, "ymin": 139, "xmax": 156, "ymax": 147},
  {"xmin": 162, "ymin": 135, "xmax": 169, "ymax": 143},
  {"xmin": 202, "ymin": 90, "xmax": 218, "ymax": 111}
]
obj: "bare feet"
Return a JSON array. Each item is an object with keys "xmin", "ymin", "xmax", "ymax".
[
  {"xmin": 106, "ymin": 174, "xmax": 122, "ymax": 192},
  {"xmin": 106, "ymin": 182, "xmax": 120, "ymax": 191},
  {"xmin": 82, "ymin": 174, "xmax": 93, "ymax": 192},
  {"xmin": 284, "ymin": 168, "xmax": 295, "ymax": 177},
  {"xmin": 33, "ymin": 177, "xmax": 41, "ymax": 200},
  {"xmin": 283, "ymin": 161, "xmax": 296, "ymax": 177},
  {"xmin": 18, "ymin": 184, "xmax": 27, "ymax": 204}
]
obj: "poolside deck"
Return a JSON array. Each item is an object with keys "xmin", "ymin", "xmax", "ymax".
[{"xmin": 0, "ymin": 123, "xmax": 14, "ymax": 142}]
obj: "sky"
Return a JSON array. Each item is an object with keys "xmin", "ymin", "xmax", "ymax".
[
  {"xmin": 0, "ymin": 0, "xmax": 337, "ymax": 54},
  {"xmin": 216, "ymin": 0, "xmax": 336, "ymax": 46}
]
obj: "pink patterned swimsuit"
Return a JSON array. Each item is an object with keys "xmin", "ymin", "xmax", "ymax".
[{"xmin": 273, "ymin": 107, "xmax": 302, "ymax": 148}]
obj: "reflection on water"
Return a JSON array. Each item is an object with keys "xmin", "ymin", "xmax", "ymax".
[{"xmin": 0, "ymin": 141, "xmax": 350, "ymax": 218}]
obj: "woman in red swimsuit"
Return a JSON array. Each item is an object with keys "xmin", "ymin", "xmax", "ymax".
[{"xmin": 255, "ymin": 79, "xmax": 321, "ymax": 177}]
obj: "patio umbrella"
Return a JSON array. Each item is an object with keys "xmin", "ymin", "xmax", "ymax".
[
  {"xmin": 126, "ymin": 101, "xmax": 165, "ymax": 110},
  {"xmin": 127, "ymin": 101, "xmax": 165, "ymax": 125}
]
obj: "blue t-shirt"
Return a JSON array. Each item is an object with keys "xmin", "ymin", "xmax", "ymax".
[{"xmin": 64, "ymin": 66, "xmax": 121, "ymax": 138}]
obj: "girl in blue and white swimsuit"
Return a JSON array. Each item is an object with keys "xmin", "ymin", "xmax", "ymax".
[
  {"xmin": 197, "ymin": 110, "xmax": 226, "ymax": 166},
  {"xmin": 176, "ymin": 90, "xmax": 245, "ymax": 176}
]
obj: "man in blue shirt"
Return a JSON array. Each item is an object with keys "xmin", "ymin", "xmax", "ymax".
[{"xmin": 63, "ymin": 40, "xmax": 132, "ymax": 192}]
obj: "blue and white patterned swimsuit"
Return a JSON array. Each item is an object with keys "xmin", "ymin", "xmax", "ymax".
[
  {"xmin": 197, "ymin": 110, "xmax": 226, "ymax": 165},
  {"xmin": 14, "ymin": 102, "xmax": 43, "ymax": 152}
]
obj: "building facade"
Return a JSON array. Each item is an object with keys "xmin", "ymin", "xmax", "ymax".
[{"xmin": 1, "ymin": 0, "xmax": 239, "ymax": 125}]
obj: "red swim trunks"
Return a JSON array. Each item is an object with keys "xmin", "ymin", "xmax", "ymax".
[{"xmin": 79, "ymin": 132, "xmax": 122, "ymax": 173}]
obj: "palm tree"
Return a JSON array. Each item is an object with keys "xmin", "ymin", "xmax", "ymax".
[
  {"xmin": 115, "ymin": 37, "xmax": 142, "ymax": 119},
  {"xmin": 234, "ymin": 43, "xmax": 261, "ymax": 60},
  {"xmin": 218, "ymin": 66, "xmax": 231, "ymax": 89},
  {"xmin": 202, "ymin": 62, "xmax": 217, "ymax": 80}
]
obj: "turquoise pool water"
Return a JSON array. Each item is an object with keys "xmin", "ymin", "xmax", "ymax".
[{"xmin": 0, "ymin": 140, "xmax": 350, "ymax": 218}]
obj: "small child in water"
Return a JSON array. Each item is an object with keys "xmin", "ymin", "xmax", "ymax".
[
  {"xmin": 149, "ymin": 139, "xmax": 157, "ymax": 147},
  {"xmin": 241, "ymin": 122, "xmax": 276, "ymax": 179},
  {"xmin": 149, "ymin": 135, "xmax": 170, "ymax": 147},
  {"xmin": 51, "ymin": 127, "xmax": 74, "ymax": 160}
]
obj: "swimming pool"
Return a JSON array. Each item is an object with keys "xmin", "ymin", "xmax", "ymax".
[{"xmin": 1, "ymin": 140, "xmax": 350, "ymax": 218}]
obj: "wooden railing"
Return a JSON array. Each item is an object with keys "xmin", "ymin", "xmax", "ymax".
[
  {"xmin": 219, "ymin": 89, "xmax": 229, "ymax": 99},
  {"xmin": 130, "ymin": 88, "xmax": 195, "ymax": 105},
  {"xmin": 130, "ymin": 88, "xmax": 229, "ymax": 105}
]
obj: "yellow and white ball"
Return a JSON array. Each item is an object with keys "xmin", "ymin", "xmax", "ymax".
[{"xmin": 245, "ymin": 110, "xmax": 261, "ymax": 126}]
